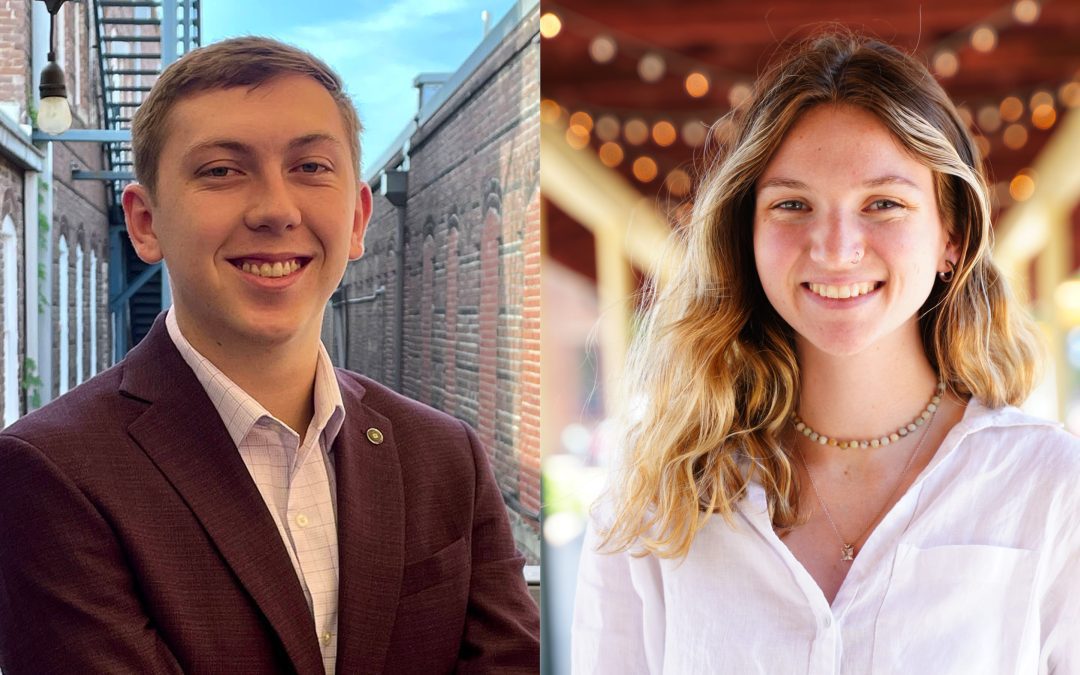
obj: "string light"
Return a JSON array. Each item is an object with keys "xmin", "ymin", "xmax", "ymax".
[
  {"xmin": 685, "ymin": 72, "xmax": 710, "ymax": 98},
  {"xmin": 1060, "ymin": 82, "xmax": 1080, "ymax": 108},
  {"xmin": 971, "ymin": 25, "xmax": 997, "ymax": 53},
  {"xmin": 681, "ymin": 120, "xmax": 707, "ymax": 147},
  {"xmin": 540, "ymin": 99, "xmax": 562, "ymax": 125},
  {"xmin": 1030, "ymin": 90, "xmax": 1054, "ymax": 109},
  {"xmin": 589, "ymin": 35, "xmax": 617, "ymax": 63},
  {"xmin": 624, "ymin": 118, "xmax": 649, "ymax": 145},
  {"xmin": 1009, "ymin": 170, "xmax": 1036, "ymax": 201},
  {"xmin": 594, "ymin": 114, "xmax": 620, "ymax": 142},
  {"xmin": 933, "ymin": 50, "xmax": 959, "ymax": 78},
  {"xmin": 977, "ymin": 104, "xmax": 1002, "ymax": 132},
  {"xmin": 1000, "ymin": 96, "xmax": 1024, "ymax": 122},
  {"xmin": 1032, "ymin": 104, "xmax": 1056, "ymax": 130},
  {"xmin": 598, "ymin": 141, "xmax": 624, "ymax": 168},
  {"xmin": 565, "ymin": 125, "xmax": 590, "ymax": 150},
  {"xmin": 539, "ymin": 12, "xmax": 562, "ymax": 39},
  {"xmin": 1003, "ymin": 123, "xmax": 1028, "ymax": 149},
  {"xmin": 569, "ymin": 111, "xmax": 594, "ymax": 133},
  {"xmin": 632, "ymin": 156, "xmax": 658, "ymax": 182},
  {"xmin": 665, "ymin": 169, "xmax": 692, "ymax": 197},
  {"xmin": 652, "ymin": 120, "xmax": 677, "ymax": 147},
  {"xmin": 638, "ymin": 53, "xmax": 666, "ymax": 83},
  {"xmin": 727, "ymin": 82, "xmax": 752, "ymax": 107},
  {"xmin": 1013, "ymin": 0, "xmax": 1040, "ymax": 24}
]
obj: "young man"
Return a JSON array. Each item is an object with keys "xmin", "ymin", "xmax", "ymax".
[{"xmin": 0, "ymin": 38, "xmax": 539, "ymax": 674}]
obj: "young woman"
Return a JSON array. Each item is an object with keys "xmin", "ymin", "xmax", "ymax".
[{"xmin": 572, "ymin": 33, "xmax": 1079, "ymax": 673}]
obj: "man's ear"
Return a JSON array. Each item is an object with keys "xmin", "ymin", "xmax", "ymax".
[
  {"xmin": 122, "ymin": 183, "xmax": 163, "ymax": 264},
  {"xmin": 348, "ymin": 182, "xmax": 373, "ymax": 261}
]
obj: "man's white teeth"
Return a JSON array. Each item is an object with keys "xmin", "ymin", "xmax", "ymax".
[
  {"xmin": 240, "ymin": 260, "xmax": 302, "ymax": 278},
  {"xmin": 809, "ymin": 282, "xmax": 876, "ymax": 299}
]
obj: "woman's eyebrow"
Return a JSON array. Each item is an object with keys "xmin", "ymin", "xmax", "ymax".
[{"xmin": 757, "ymin": 175, "xmax": 923, "ymax": 191}]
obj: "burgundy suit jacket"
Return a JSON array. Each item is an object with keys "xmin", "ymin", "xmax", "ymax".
[{"xmin": 0, "ymin": 317, "xmax": 539, "ymax": 674}]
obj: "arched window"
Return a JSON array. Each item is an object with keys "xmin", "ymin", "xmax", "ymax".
[
  {"xmin": 2, "ymin": 215, "xmax": 18, "ymax": 427},
  {"xmin": 76, "ymin": 242, "xmax": 84, "ymax": 384},
  {"xmin": 58, "ymin": 235, "xmax": 69, "ymax": 395},
  {"xmin": 90, "ymin": 249, "xmax": 97, "ymax": 376}
]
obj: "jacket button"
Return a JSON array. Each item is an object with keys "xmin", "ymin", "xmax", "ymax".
[{"xmin": 366, "ymin": 427, "xmax": 384, "ymax": 444}]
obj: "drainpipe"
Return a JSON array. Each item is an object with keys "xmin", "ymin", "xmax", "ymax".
[
  {"xmin": 31, "ymin": 0, "xmax": 53, "ymax": 406},
  {"xmin": 380, "ymin": 166, "xmax": 408, "ymax": 393}
]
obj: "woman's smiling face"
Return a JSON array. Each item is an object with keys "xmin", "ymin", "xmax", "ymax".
[{"xmin": 752, "ymin": 103, "xmax": 957, "ymax": 358}]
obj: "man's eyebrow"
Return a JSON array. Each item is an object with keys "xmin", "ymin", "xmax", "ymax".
[
  {"xmin": 286, "ymin": 133, "xmax": 345, "ymax": 151},
  {"xmin": 182, "ymin": 134, "xmax": 345, "ymax": 161},
  {"xmin": 757, "ymin": 175, "xmax": 923, "ymax": 191}
]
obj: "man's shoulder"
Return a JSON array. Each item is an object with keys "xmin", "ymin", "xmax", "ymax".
[
  {"xmin": 1, "ymin": 364, "xmax": 133, "ymax": 450},
  {"xmin": 334, "ymin": 369, "xmax": 468, "ymax": 435}
]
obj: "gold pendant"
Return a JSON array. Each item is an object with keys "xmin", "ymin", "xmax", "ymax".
[{"xmin": 841, "ymin": 544, "xmax": 855, "ymax": 562}]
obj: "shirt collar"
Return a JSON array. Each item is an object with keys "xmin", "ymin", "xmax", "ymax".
[{"xmin": 165, "ymin": 308, "xmax": 346, "ymax": 452}]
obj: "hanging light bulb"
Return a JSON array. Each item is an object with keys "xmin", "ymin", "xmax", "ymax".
[
  {"xmin": 38, "ymin": 60, "xmax": 71, "ymax": 134},
  {"xmin": 38, "ymin": 0, "xmax": 72, "ymax": 135}
]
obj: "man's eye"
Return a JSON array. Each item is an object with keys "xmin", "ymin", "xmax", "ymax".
[
  {"xmin": 202, "ymin": 166, "xmax": 235, "ymax": 178},
  {"xmin": 298, "ymin": 162, "xmax": 328, "ymax": 173}
]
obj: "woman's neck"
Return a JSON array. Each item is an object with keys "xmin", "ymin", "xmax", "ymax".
[{"xmin": 794, "ymin": 333, "xmax": 940, "ymax": 444}]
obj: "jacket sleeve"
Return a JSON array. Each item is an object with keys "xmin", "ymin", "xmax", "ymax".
[
  {"xmin": 454, "ymin": 422, "xmax": 540, "ymax": 674},
  {"xmin": 0, "ymin": 433, "xmax": 184, "ymax": 675},
  {"xmin": 571, "ymin": 504, "xmax": 660, "ymax": 675}
]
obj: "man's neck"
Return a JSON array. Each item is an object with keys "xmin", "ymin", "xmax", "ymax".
[{"xmin": 174, "ymin": 313, "xmax": 320, "ymax": 437}]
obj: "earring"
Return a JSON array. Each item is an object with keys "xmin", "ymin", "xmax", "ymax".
[{"xmin": 938, "ymin": 260, "xmax": 956, "ymax": 283}]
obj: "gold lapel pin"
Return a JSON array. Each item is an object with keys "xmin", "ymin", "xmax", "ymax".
[{"xmin": 366, "ymin": 427, "xmax": 384, "ymax": 445}]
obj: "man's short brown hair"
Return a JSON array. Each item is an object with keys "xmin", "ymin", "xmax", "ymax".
[{"xmin": 131, "ymin": 36, "xmax": 363, "ymax": 194}]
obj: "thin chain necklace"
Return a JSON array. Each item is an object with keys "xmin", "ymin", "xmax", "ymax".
[{"xmin": 797, "ymin": 399, "xmax": 938, "ymax": 563}]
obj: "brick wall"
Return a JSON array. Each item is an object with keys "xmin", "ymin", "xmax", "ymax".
[
  {"xmin": 331, "ymin": 8, "xmax": 541, "ymax": 560},
  {"xmin": 0, "ymin": 0, "xmax": 111, "ymax": 403},
  {"xmin": 0, "ymin": 0, "xmax": 31, "ymax": 123},
  {"xmin": 0, "ymin": 156, "xmax": 25, "ymax": 422}
]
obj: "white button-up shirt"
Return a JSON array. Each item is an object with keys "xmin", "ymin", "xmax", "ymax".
[
  {"xmin": 166, "ymin": 310, "xmax": 344, "ymax": 674},
  {"xmin": 573, "ymin": 400, "xmax": 1080, "ymax": 674}
]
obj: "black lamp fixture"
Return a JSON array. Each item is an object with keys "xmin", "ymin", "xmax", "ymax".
[{"xmin": 37, "ymin": 0, "xmax": 72, "ymax": 134}]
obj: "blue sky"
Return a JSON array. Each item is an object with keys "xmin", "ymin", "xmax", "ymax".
[{"xmin": 202, "ymin": 0, "xmax": 517, "ymax": 171}]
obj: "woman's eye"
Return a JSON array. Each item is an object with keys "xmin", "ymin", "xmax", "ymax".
[
  {"xmin": 775, "ymin": 200, "xmax": 806, "ymax": 211},
  {"xmin": 869, "ymin": 199, "xmax": 902, "ymax": 210}
]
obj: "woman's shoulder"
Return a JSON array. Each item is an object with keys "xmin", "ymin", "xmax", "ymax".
[{"xmin": 959, "ymin": 400, "xmax": 1080, "ymax": 461}]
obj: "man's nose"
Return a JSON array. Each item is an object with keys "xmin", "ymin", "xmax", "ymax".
[
  {"xmin": 244, "ymin": 173, "xmax": 301, "ymax": 232},
  {"xmin": 809, "ymin": 210, "xmax": 864, "ymax": 267}
]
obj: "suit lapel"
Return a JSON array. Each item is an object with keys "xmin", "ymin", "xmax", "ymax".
[
  {"xmin": 120, "ymin": 316, "xmax": 325, "ymax": 675},
  {"xmin": 333, "ymin": 378, "xmax": 406, "ymax": 675}
]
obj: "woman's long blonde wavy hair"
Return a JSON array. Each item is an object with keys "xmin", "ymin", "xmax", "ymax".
[{"xmin": 603, "ymin": 31, "xmax": 1043, "ymax": 559}]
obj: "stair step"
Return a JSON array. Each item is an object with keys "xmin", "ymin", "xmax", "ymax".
[{"xmin": 101, "ymin": 18, "xmax": 161, "ymax": 26}]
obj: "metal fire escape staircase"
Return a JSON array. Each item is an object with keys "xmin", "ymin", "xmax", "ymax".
[{"xmin": 92, "ymin": 0, "xmax": 200, "ymax": 358}]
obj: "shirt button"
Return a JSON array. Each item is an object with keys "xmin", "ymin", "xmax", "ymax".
[
  {"xmin": 295, "ymin": 513, "xmax": 309, "ymax": 528},
  {"xmin": 823, "ymin": 615, "xmax": 833, "ymax": 628},
  {"xmin": 320, "ymin": 631, "xmax": 332, "ymax": 646}
]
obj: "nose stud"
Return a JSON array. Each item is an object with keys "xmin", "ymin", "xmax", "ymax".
[{"xmin": 851, "ymin": 250, "xmax": 863, "ymax": 265}]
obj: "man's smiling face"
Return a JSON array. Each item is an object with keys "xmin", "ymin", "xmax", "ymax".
[{"xmin": 123, "ymin": 74, "xmax": 371, "ymax": 354}]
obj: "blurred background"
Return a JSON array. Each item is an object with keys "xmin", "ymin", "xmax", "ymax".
[{"xmin": 539, "ymin": 0, "xmax": 1080, "ymax": 671}]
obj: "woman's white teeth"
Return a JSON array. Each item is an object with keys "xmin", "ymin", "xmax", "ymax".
[
  {"xmin": 809, "ymin": 282, "xmax": 875, "ymax": 299},
  {"xmin": 240, "ymin": 260, "xmax": 302, "ymax": 278}
]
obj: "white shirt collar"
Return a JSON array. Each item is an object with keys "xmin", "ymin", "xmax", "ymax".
[{"xmin": 164, "ymin": 308, "xmax": 345, "ymax": 452}]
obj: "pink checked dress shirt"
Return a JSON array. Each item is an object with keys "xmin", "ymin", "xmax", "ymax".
[{"xmin": 166, "ymin": 309, "xmax": 345, "ymax": 674}]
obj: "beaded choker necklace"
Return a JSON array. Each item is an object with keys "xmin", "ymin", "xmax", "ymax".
[{"xmin": 791, "ymin": 381, "xmax": 946, "ymax": 450}]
